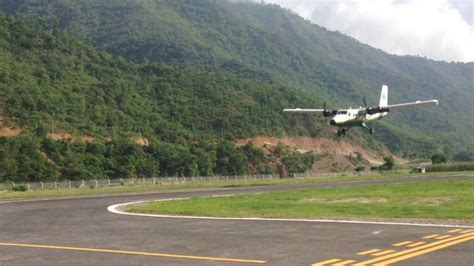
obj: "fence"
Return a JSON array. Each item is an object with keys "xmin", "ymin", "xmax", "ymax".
[
  {"xmin": 293, "ymin": 169, "xmax": 411, "ymax": 179},
  {"xmin": 1, "ymin": 169, "xmax": 414, "ymax": 192},
  {"xmin": 1, "ymin": 174, "xmax": 275, "ymax": 192}
]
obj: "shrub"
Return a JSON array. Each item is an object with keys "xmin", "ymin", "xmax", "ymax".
[
  {"xmin": 431, "ymin": 154, "xmax": 447, "ymax": 164},
  {"xmin": 12, "ymin": 184, "xmax": 28, "ymax": 192}
]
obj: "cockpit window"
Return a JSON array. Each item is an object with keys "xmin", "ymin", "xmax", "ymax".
[{"xmin": 337, "ymin": 110, "xmax": 348, "ymax": 114}]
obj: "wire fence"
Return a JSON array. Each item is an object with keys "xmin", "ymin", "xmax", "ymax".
[
  {"xmin": 1, "ymin": 169, "xmax": 414, "ymax": 192},
  {"xmin": 1, "ymin": 174, "xmax": 275, "ymax": 192},
  {"xmin": 292, "ymin": 169, "xmax": 411, "ymax": 179}
]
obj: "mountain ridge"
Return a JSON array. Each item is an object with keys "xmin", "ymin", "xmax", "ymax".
[{"xmin": 0, "ymin": 0, "xmax": 472, "ymax": 183}]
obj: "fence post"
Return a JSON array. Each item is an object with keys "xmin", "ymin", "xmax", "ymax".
[
  {"xmin": 108, "ymin": 179, "xmax": 111, "ymax": 187},
  {"xmin": 41, "ymin": 182, "xmax": 44, "ymax": 190},
  {"xmin": 153, "ymin": 177, "xmax": 156, "ymax": 185},
  {"xmin": 68, "ymin": 181, "xmax": 71, "ymax": 189},
  {"xmin": 81, "ymin": 180, "xmax": 85, "ymax": 189},
  {"xmin": 27, "ymin": 182, "xmax": 30, "ymax": 191},
  {"xmin": 54, "ymin": 182, "xmax": 57, "ymax": 190}
]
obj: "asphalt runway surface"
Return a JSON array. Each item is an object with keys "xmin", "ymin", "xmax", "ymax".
[{"xmin": 1, "ymin": 175, "xmax": 473, "ymax": 265}]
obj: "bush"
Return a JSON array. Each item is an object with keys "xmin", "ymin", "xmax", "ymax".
[
  {"xmin": 431, "ymin": 154, "xmax": 447, "ymax": 164},
  {"xmin": 12, "ymin": 184, "xmax": 28, "ymax": 191},
  {"xmin": 379, "ymin": 156, "xmax": 395, "ymax": 171}
]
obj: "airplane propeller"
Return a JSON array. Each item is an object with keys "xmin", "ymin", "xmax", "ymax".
[{"xmin": 363, "ymin": 96, "xmax": 389, "ymax": 114}]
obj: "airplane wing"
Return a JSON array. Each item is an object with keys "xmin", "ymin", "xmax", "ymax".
[
  {"xmin": 282, "ymin": 108, "xmax": 325, "ymax": 113},
  {"xmin": 386, "ymin": 100, "xmax": 439, "ymax": 110}
]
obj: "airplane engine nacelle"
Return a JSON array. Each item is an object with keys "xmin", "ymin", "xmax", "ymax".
[
  {"xmin": 367, "ymin": 107, "xmax": 390, "ymax": 115},
  {"xmin": 323, "ymin": 110, "xmax": 337, "ymax": 117}
]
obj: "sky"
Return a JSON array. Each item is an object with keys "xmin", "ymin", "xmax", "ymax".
[{"xmin": 252, "ymin": 0, "xmax": 474, "ymax": 62}]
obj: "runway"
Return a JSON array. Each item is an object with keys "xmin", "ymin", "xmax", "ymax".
[{"xmin": 1, "ymin": 175, "xmax": 473, "ymax": 265}]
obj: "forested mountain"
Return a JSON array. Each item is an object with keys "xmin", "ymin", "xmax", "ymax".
[
  {"xmin": 0, "ymin": 0, "xmax": 471, "ymax": 158},
  {"xmin": 0, "ymin": 11, "xmax": 319, "ymax": 181},
  {"xmin": 0, "ymin": 1, "xmax": 472, "ymax": 182}
]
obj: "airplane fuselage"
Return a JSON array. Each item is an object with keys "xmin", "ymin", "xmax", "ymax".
[{"xmin": 329, "ymin": 108, "xmax": 387, "ymax": 128}]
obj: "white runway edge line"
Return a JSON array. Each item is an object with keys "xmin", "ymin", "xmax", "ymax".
[{"xmin": 107, "ymin": 198, "xmax": 474, "ymax": 229}]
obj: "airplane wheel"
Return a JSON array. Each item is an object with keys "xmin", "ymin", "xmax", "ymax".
[
  {"xmin": 369, "ymin": 127, "xmax": 374, "ymax": 134},
  {"xmin": 342, "ymin": 128, "xmax": 347, "ymax": 135},
  {"xmin": 337, "ymin": 130, "xmax": 342, "ymax": 137}
]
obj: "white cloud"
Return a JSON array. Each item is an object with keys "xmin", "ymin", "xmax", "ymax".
[{"xmin": 262, "ymin": 0, "xmax": 474, "ymax": 62}]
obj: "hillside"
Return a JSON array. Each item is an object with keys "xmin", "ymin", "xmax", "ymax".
[
  {"xmin": 1, "ymin": 10, "xmax": 343, "ymax": 181},
  {"xmin": 0, "ymin": 0, "xmax": 471, "ymax": 158}
]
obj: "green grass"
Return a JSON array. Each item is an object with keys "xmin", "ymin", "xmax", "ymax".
[
  {"xmin": 426, "ymin": 162, "xmax": 474, "ymax": 172},
  {"xmin": 129, "ymin": 178, "xmax": 474, "ymax": 220},
  {"xmin": 0, "ymin": 172, "xmax": 472, "ymax": 201}
]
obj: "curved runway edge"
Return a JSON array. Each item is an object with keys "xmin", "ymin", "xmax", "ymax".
[{"xmin": 107, "ymin": 198, "xmax": 474, "ymax": 229}]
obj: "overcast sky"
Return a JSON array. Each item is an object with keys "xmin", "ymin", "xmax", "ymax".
[{"xmin": 255, "ymin": 0, "xmax": 474, "ymax": 62}]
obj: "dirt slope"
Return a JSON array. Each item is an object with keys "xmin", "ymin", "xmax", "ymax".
[{"xmin": 236, "ymin": 136, "xmax": 404, "ymax": 172}]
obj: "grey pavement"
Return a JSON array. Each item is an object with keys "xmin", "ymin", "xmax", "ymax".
[{"xmin": 0, "ymin": 175, "xmax": 473, "ymax": 265}]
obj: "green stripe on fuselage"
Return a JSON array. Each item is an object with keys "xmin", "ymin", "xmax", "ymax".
[{"xmin": 337, "ymin": 113, "xmax": 385, "ymax": 128}]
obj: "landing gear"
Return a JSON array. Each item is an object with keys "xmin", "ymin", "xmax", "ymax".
[
  {"xmin": 362, "ymin": 123, "xmax": 374, "ymax": 135},
  {"xmin": 337, "ymin": 128, "xmax": 348, "ymax": 137}
]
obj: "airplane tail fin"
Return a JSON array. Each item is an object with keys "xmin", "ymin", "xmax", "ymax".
[{"xmin": 379, "ymin": 85, "xmax": 388, "ymax": 107}]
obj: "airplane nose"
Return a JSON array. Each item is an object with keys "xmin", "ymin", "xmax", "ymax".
[{"xmin": 329, "ymin": 119, "xmax": 336, "ymax": 125}]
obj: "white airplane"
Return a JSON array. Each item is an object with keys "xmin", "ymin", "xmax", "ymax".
[{"xmin": 283, "ymin": 85, "xmax": 439, "ymax": 136}]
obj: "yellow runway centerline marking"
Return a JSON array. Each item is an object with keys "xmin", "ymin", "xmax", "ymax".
[
  {"xmin": 372, "ymin": 235, "xmax": 474, "ymax": 265},
  {"xmin": 0, "ymin": 242, "xmax": 267, "ymax": 264},
  {"xmin": 435, "ymin": 235, "xmax": 451, "ymax": 240},
  {"xmin": 357, "ymin": 249, "xmax": 380, "ymax": 255},
  {"xmin": 406, "ymin": 241, "xmax": 426, "ymax": 247},
  {"xmin": 392, "ymin": 241, "xmax": 412, "ymax": 247},
  {"xmin": 372, "ymin": 250, "xmax": 396, "ymax": 256},
  {"xmin": 422, "ymin": 234, "xmax": 439, "ymax": 239},
  {"xmin": 311, "ymin": 258, "xmax": 341, "ymax": 266},
  {"xmin": 461, "ymin": 229, "xmax": 473, "ymax": 234},
  {"xmin": 448, "ymin": 229, "xmax": 463, "ymax": 233},
  {"xmin": 353, "ymin": 232, "xmax": 474, "ymax": 265},
  {"xmin": 333, "ymin": 259, "xmax": 356, "ymax": 265}
]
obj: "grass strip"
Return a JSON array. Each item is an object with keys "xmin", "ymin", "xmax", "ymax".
[
  {"xmin": 129, "ymin": 178, "xmax": 474, "ymax": 220},
  {"xmin": 0, "ymin": 172, "xmax": 472, "ymax": 201}
]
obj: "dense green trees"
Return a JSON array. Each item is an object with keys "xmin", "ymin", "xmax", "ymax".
[
  {"xmin": 431, "ymin": 154, "xmax": 447, "ymax": 164},
  {"xmin": 0, "ymin": 10, "xmax": 331, "ymax": 181},
  {"xmin": 1, "ymin": 0, "xmax": 471, "ymax": 157},
  {"xmin": 0, "ymin": 0, "xmax": 472, "ymax": 181},
  {"xmin": 1, "ymin": 132, "xmax": 320, "ymax": 182}
]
